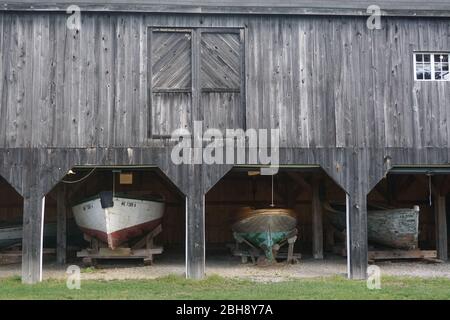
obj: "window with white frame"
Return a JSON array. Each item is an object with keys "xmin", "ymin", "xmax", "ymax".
[{"xmin": 414, "ymin": 53, "xmax": 449, "ymax": 81}]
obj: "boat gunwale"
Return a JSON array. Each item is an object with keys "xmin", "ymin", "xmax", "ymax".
[{"xmin": 71, "ymin": 193, "xmax": 165, "ymax": 207}]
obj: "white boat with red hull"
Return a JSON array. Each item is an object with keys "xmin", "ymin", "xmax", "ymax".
[{"xmin": 72, "ymin": 192, "xmax": 165, "ymax": 249}]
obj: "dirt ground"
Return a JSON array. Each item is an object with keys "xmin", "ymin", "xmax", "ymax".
[{"xmin": 1, "ymin": 253, "xmax": 449, "ymax": 282}]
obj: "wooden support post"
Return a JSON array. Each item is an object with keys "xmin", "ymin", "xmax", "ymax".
[
  {"xmin": 22, "ymin": 193, "xmax": 46, "ymax": 284},
  {"xmin": 312, "ymin": 177, "xmax": 323, "ymax": 259},
  {"xmin": 324, "ymin": 221, "xmax": 335, "ymax": 252},
  {"xmin": 56, "ymin": 185, "xmax": 67, "ymax": 265},
  {"xmin": 186, "ymin": 193, "xmax": 205, "ymax": 280},
  {"xmin": 435, "ymin": 195, "xmax": 448, "ymax": 261},
  {"xmin": 346, "ymin": 192, "xmax": 368, "ymax": 280}
]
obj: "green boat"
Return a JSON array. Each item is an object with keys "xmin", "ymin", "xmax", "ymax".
[{"xmin": 232, "ymin": 207, "xmax": 297, "ymax": 261}]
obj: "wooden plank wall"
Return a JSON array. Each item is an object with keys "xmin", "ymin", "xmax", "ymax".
[
  {"xmin": 0, "ymin": 11, "xmax": 448, "ymax": 282},
  {"xmin": 0, "ymin": 13, "xmax": 448, "ymax": 148}
]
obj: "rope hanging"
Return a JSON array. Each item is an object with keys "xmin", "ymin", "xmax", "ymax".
[{"xmin": 270, "ymin": 174, "xmax": 276, "ymax": 207}]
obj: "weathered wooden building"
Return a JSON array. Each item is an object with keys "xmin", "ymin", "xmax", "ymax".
[{"xmin": 0, "ymin": 0, "xmax": 449, "ymax": 284}]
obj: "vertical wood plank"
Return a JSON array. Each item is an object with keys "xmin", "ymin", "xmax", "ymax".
[
  {"xmin": 312, "ymin": 176, "xmax": 323, "ymax": 259},
  {"xmin": 186, "ymin": 181, "xmax": 205, "ymax": 279},
  {"xmin": 435, "ymin": 194, "xmax": 448, "ymax": 261},
  {"xmin": 346, "ymin": 190, "xmax": 368, "ymax": 280},
  {"xmin": 56, "ymin": 184, "xmax": 67, "ymax": 265},
  {"xmin": 22, "ymin": 171, "xmax": 45, "ymax": 284}
]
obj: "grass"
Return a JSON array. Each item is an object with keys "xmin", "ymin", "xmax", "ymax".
[{"xmin": 0, "ymin": 274, "xmax": 449, "ymax": 300}]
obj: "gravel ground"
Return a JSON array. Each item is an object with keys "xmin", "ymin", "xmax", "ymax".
[{"xmin": 1, "ymin": 254, "xmax": 449, "ymax": 282}]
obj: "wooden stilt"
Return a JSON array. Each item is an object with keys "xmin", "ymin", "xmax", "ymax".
[
  {"xmin": 186, "ymin": 192, "xmax": 205, "ymax": 279},
  {"xmin": 346, "ymin": 192, "xmax": 368, "ymax": 280},
  {"xmin": 22, "ymin": 194, "xmax": 46, "ymax": 284},
  {"xmin": 312, "ymin": 177, "xmax": 324, "ymax": 259},
  {"xmin": 56, "ymin": 185, "xmax": 67, "ymax": 265},
  {"xmin": 435, "ymin": 195, "xmax": 448, "ymax": 261}
]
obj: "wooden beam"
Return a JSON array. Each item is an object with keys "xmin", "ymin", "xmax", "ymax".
[
  {"xmin": 1, "ymin": 2, "xmax": 450, "ymax": 18},
  {"xmin": 311, "ymin": 177, "xmax": 323, "ymax": 259},
  {"xmin": 434, "ymin": 195, "xmax": 448, "ymax": 261},
  {"xmin": 279, "ymin": 173, "xmax": 303, "ymax": 207},
  {"xmin": 346, "ymin": 192, "xmax": 368, "ymax": 280},
  {"xmin": 186, "ymin": 192, "xmax": 205, "ymax": 280},
  {"xmin": 368, "ymin": 250, "xmax": 437, "ymax": 260},
  {"xmin": 286, "ymin": 172, "xmax": 312, "ymax": 194},
  {"xmin": 56, "ymin": 185, "xmax": 67, "ymax": 265},
  {"xmin": 438, "ymin": 176, "xmax": 450, "ymax": 196},
  {"xmin": 22, "ymin": 194, "xmax": 45, "ymax": 284}
]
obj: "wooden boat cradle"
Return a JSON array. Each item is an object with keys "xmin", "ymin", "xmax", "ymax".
[
  {"xmin": 0, "ymin": 244, "xmax": 56, "ymax": 265},
  {"xmin": 231, "ymin": 228, "xmax": 300, "ymax": 264},
  {"xmin": 330, "ymin": 228, "xmax": 439, "ymax": 262},
  {"xmin": 77, "ymin": 224, "xmax": 163, "ymax": 266}
]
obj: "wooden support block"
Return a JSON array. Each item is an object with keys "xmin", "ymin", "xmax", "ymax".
[
  {"xmin": 99, "ymin": 247, "xmax": 131, "ymax": 257},
  {"xmin": 1, "ymin": 249, "xmax": 56, "ymax": 266},
  {"xmin": 134, "ymin": 248, "xmax": 164, "ymax": 256},
  {"xmin": 368, "ymin": 250, "xmax": 437, "ymax": 260},
  {"xmin": 132, "ymin": 224, "xmax": 162, "ymax": 249}
]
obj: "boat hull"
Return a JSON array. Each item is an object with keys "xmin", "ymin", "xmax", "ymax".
[
  {"xmin": 0, "ymin": 223, "xmax": 57, "ymax": 249},
  {"xmin": 72, "ymin": 195, "xmax": 165, "ymax": 249},
  {"xmin": 326, "ymin": 205, "xmax": 419, "ymax": 250},
  {"xmin": 232, "ymin": 208, "xmax": 297, "ymax": 260}
]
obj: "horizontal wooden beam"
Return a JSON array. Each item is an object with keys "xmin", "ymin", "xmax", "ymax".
[
  {"xmin": 0, "ymin": 3, "xmax": 449, "ymax": 17},
  {"xmin": 368, "ymin": 250, "xmax": 437, "ymax": 260}
]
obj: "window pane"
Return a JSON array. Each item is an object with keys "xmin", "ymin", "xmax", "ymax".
[
  {"xmin": 424, "ymin": 64, "xmax": 432, "ymax": 79},
  {"xmin": 435, "ymin": 72, "xmax": 442, "ymax": 80},
  {"xmin": 442, "ymin": 54, "xmax": 449, "ymax": 63},
  {"xmin": 416, "ymin": 54, "xmax": 423, "ymax": 62},
  {"xmin": 443, "ymin": 71, "xmax": 450, "ymax": 81},
  {"xmin": 416, "ymin": 65, "xmax": 424, "ymax": 80},
  {"xmin": 442, "ymin": 63, "xmax": 449, "ymax": 72},
  {"xmin": 424, "ymin": 54, "xmax": 431, "ymax": 62},
  {"xmin": 434, "ymin": 63, "xmax": 442, "ymax": 72}
]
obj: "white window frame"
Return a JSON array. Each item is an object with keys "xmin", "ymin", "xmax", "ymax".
[{"xmin": 414, "ymin": 52, "xmax": 450, "ymax": 82}]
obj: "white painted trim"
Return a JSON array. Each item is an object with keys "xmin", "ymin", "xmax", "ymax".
[
  {"xmin": 185, "ymin": 196, "xmax": 188, "ymax": 279},
  {"xmin": 202, "ymin": 194, "xmax": 206, "ymax": 278},
  {"xmin": 39, "ymin": 196, "xmax": 45, "ymax": 282},
  {"xmin": 345, "ymin": 194, "xmax": 351, "ymax": 279}
]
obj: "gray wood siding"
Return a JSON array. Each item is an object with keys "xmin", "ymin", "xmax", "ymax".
[{"xmin": 0, "ymin": 13, "xmax": 449, "ymax": 149}]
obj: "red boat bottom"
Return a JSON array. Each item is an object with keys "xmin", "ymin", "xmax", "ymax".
[{"xmin": 79, "ymin": 218, "xmax": 162, "ymax": 249}]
